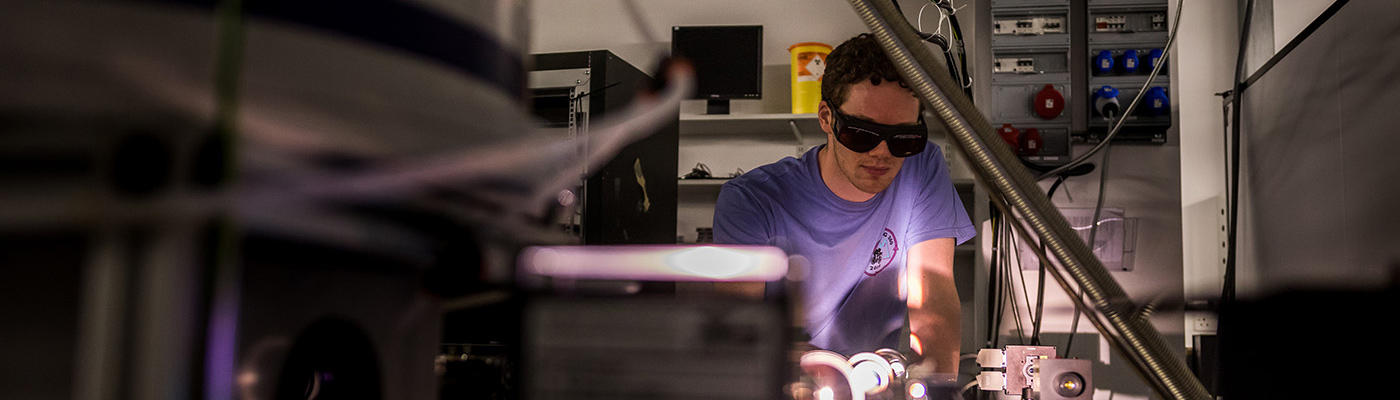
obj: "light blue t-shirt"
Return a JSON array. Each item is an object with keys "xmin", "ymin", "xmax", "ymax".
[{"xmin": 713, "ymin": 143, "xmax": 975, "ymax": 356}]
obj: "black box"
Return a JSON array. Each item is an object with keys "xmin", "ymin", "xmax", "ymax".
[{"xmin": 531, "ymin": 50, "xmax": 679, "ymax": 245}]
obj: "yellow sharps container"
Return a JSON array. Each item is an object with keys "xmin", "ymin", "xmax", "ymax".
[{"xmin": 789, "ymin": 42, "xmax": 832, "ymax": 114}]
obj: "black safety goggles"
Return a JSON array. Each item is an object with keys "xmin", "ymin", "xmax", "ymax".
[{"xmin": 830, "ymin": 104, "xmax": 928, "ymax": 158}]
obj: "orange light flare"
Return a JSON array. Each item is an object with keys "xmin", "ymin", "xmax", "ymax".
[{"xmin": 906, "ymin": 264, "xmax": 924, "ymax": 309}]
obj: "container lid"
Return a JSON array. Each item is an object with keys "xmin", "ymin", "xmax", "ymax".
[{"xmin": 789, "ymin": 42, "xmax": 833, "ymax": 51}]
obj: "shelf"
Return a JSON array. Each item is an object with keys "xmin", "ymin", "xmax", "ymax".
[
  {"xmin": 677, "ymin": 179, "xmax": 727, "ymax": 203},
  {"xmin": 677, "ymin": 178, "xmax": 730, "ymax": 186},
  {"xmin": 677, "ymin": 179, "xmax": 728, "ymax": 198},
  {"xmin": 680, "ymin": 112, "xmax": 816, "ymax": 122},
  {"xmin": 679, "ymin": 113, "xmax": 824, "ymax": 139}
]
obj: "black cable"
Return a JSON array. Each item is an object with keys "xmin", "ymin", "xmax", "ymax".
[
  {"xmin": 1007, "ymin": 220, "xmax": 1032, "ymax": 344},
  {"xmin": 1007, "ymin": 257, "xmax": 1027, "ymax": 345},
  {"xmin": 1025, "ymin": 167, "xmax": 1091, "ymax": 349},
  {"xmin": 1062, "ymin": 289, "xmax": 1083, "ymax": 356},
  {"xmin": 996, "ymin": 216, "xmax": 1016, "ymax": 347},
  {"xmin": 947, "ymin": 12, "xmax": 973, "ymax": 100},
  {"xmin": 1045, "ymin": 175, "xmax": 1066, "ymax": 200},
  {"xmin": 1219, "ymin": 0, "xmax": 1256, "ymax": 395},
  {"xmin": 1028, "ymin": 176, "xmax": 1065, "ymax": 346},
  {"xmin": 990, "ymin": 174, "xmax": 1084, "ymax": 350},
  {"xmin": 944, "ymin": 50, "xmax": 963, "ymax": 92},
  {"xmin": 891, "ymin": 0, "xmax": 969, "ymax": 95},
  {"xmin": 573, "ymin": 81, "xmax": 621, "ymax": 99},
  {"xmin": 1219, "ymin": 90, "xmax": 1233, "ymax": 214},
  {"xmin": 1225, "ymin": 0, "xmax": 1254, "ymax": 313},
  {"xmin": 993, "ymin": 209, "xmax": 1013, "ymax": 349},
  {"xmin": 996, "ymin": 214, "xmax": 1024, "ymax": 345},
  {"xmin": 986, "ymin": 207, "xmax": 1003, "ymax": 347},
  {"xmin": 1086, "ymin": 147, "xmax": 1112, "ymax": 290},
  {"xmin": 995, "ymin": 215, "xmax": 1011, "ymax": 344},
  {"xmin": 1030, "ymin": 243, "xmax": 1046, "ymax": 346},
  {"xmin": 1064, "ymin": 142, "xmax": 1114, "ymax": 357}
]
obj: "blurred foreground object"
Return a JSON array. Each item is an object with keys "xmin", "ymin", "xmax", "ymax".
[
  {"xmin": 0, "ymin": 1, "xmax": 694, "ymax": 399},
  {"xmin": 789, "ymin": 349, "xmax": 959, "ymax": 400},
  {"xmin": 510, "ymin": 244, "xmax": 790, "ymax": 399}
]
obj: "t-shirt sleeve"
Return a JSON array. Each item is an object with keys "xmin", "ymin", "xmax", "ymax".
[
  {"xmin": 908, "ymin": 146, "xmax": 977, "ymax": 246},
  {"xmin": 713, "ymin": 182, "xmax": 772, "ymax": 246}
]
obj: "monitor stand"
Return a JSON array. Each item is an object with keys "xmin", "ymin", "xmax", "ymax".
[{"xmin": 706, "ymin": 99, "xmax": 731, "ymax": 115}]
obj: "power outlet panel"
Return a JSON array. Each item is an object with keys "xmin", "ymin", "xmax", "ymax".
[
  {"xmin": 995, "ymin": 16, "xmax": 1068, "ymax": 35},
  {"xmin": 1191, "ymin": 312, "xmax": 1217, "ymax": 334},
  {"xmin": 995, "ymin": 57, "xmax": 1037, "ymax": 74}
]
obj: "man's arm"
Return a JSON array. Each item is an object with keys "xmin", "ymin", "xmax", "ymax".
[
  {"xmin": 907, "ymin": 237, "xmax": 960, "ymax": 375},
  {"xmin": 713, "ymin": 184, "xmax": 771, "ymax": 299}
]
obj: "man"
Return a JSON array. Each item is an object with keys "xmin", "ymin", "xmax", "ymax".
[{"xmin": 713, "ymin": 33, "xmax": 975, "ymax": 374}]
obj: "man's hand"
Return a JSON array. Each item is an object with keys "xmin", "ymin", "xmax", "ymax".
[{"xmin": 906, "ymin": 237, "xmax": 960, "ymax": 375}]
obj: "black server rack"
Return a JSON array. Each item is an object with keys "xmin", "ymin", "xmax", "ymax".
[{"xmin": 530, "ymin": 50, "xmax": 680, "ymax": 245}]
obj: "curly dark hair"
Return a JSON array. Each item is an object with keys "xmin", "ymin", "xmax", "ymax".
[{"xmin": 820, "ymin": 33, "xmax": 912, "ymax": 108}]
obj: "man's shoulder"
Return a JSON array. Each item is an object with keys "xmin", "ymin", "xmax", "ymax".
[
  {"xmin": 723, "ymin": 154, "xmax": 812, "ymax": 192},
  {"xmin": 906, "ymin": 142, "xmax": 947, "ymax": 172},
  {"xmin": 889, "ymin": 142, "xmax": 950, "ymax": 187}
]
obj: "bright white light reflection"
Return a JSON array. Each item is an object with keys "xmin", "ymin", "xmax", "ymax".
[
  {"xmin": 908, "ymin": 382, "xmax": 927, "ymax": 398},
  {"xmin": 816, "ymin": 387, "xmax": 834, "ymax": 400},
  {"xmin": 850, "ymin": 364, "xmax": 882, "ymax": 394},
  {"xmin": 529, "ymin": 248, "xmax": 559, "ymax": 275},
  {"xmin": 667, "ymin": 246, "xmax": 757, "ymax": 279},
  {"xmin": 889, "ymin": 361, "xmax": 905, "ymax": 376}
]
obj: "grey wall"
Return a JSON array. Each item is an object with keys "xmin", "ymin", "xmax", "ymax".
[
  {"xmin": 1238, "ymin": 0, "xmax": 1400, "ymax": 297},
  {"xmin": 1177, "ymin": 0, "xmax": 1344, "ymax": 342},
  {"xmin": 532, "ymin": 0, "xmax": 876, "ymax": 76},
  {"xmin": 1178, "ymin": 0, "xmax": 1238, "ymax": 306}
]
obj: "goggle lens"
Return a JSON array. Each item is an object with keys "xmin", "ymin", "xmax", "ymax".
[{"xmin": 832, "ymin": 106, "xmax": 928, "ymax": 158}]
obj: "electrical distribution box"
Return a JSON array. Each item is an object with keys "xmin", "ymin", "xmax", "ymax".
[
  {"xmin": 1084, "ymin": 2, "xmax": 1172, "ymax": 143},
  {"xmin": 987, "ymin": 3, "xmax": 1074, "ymax": 167},
  {"xmin": 981, "ymin": 0, "xmax": 1174, "ymax": 151}
]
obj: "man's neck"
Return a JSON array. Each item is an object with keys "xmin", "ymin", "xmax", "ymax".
[{"xmin": 818, "ymin": 145, "xmax": 876, "ymax": 202}]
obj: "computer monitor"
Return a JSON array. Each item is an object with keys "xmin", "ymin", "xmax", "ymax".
[{"xmin": 671, "ymin": 25, "xmax": 763, "ymax": 114}]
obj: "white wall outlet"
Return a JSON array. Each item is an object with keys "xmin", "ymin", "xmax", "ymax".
[{"xmin": 1193, "ymin": 314, "xmax": 1217, "ymax": 333}]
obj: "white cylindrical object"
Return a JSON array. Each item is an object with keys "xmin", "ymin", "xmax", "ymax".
[
  {"xmin": 847, "ymin": 352, "xmax": 893, "ymax": 394},
  {"xmin": 977, "ymin": 371, "xmax": 1006, "ymax": 391},
  {"xmin": 519, "ymin": 245, "xmax": 789, "ymax": 282},
  {"xmin": 977, "ymin": 348, "xmax": 1006, "ymax": 368},
  {"xmin": 799, "ymin": 350, "xmax": 865, "ymax": 400}
]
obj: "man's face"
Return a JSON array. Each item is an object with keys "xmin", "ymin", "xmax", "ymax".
[{"xmin": 820, "ymin": 81, "xmax": 922, "ymax": 195}]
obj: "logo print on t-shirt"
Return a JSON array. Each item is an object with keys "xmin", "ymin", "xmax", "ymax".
[{"xmin": 866, "ymin": 228, "xmax": 899, "ymax": 276}]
